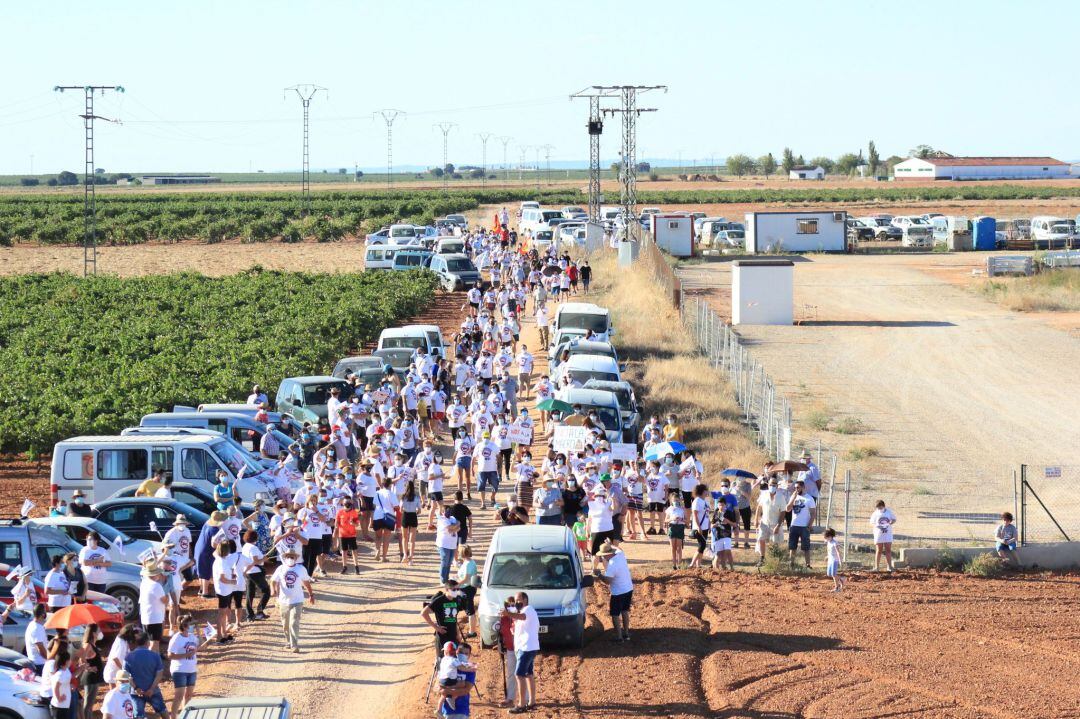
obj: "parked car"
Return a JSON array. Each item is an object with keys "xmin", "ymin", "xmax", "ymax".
[
  {"xmin": 901, "ymin": 225, "xmax": 933, "ymax": 248},
  {"xmin": 553, "ymin": 302, "xmax": 613, "ymax": 343},
  {"xmin": 444, "ymin": 214, "xmax": 468, "ymax": 229},
  {"xmin": 561, "ymin": 206, "xmax": 587, "ymax": 219},
  {"xmin": 0, "ymin": 521, "xmax": 142, "ymax": 619},
  {"xmin": 583, "ymin": 378, "xmax": 641, "ymax": 442},
  {"xmin": 1031, "ymin": 216, "xmax": 1078, "ymax": 248},
  {"xmin": 546, "ymin": 328, "xmax": 590, "ymax": 361},
  {"xmin": 517, "ymin": 201, "xmax": 540, "ymax": 217},
  {"xmin": 549, "ymin": 339, "xmax": 620, "ymax": 375},
  {"xmin": 274, "ymin": 376, "xmax": 351, "ymax": 426},
  {"xmin": 377, "ymin": 326, "xmax": 442, "ymax": 359},
  {"xmin": 390, "ymin": 249, "xmax": 434, "ymax": 272},
  {"xmin": 364, "ymin": 227, "xmax": 390, "ymax": 244},
  {"xmin": 556, "ymin": 354, "xmax": 623, "ymax": 388},
  {"xmin": 434, "ymin": 238, "xmax": 466, "ymax": 255},
  {"xmin": 175, "ymin": 405, "xmax": 299, "ymax": 437},
  {"xmin": 105, "ymin": 482, "xmax": 258, "ymax": 518},
  {"xmin": 532, "ymin": 230, "xmax": 554, "ymax": 251},
  {"xmin": 429, "ymin": 254, "xmax": 482, "ymax": 291},
  {"xmin": 891, "ymin": 216, "xmax": 931, "ymax": 230},
  {"xmin": 92, "ymin": 498, "xmax": 211, "ymax": 545},
  {"xmin": 0, "ymin": 647, "xmax": 33, "ymax": 672},
  {"xmin": 331, "ymin": 356, "xmax": 387, "ymax": 385},
  {"xmin": 846, "ymin": 218, "xmax": 875, "ymax": 242},
  {"xmin": 478, "ymin": 525, "xmax": 591, "ymax": 649},
  {"xmin": 364, "ymin": 245, "xmax": 400, "ymax": 270},
  {"xmin": 0, "ymin": 666, "xmax": 50, "ymax": 718},
  {"xmin": 26, "ymin": 517, "xmax": 157, "ymax": 566},
  {"xmin": 715, "ymin": 229, "xmax": 745, "ymax": 248},
  {"xmin": 856, "ymin": 216, "xmax": 902, "ymax": 240}
]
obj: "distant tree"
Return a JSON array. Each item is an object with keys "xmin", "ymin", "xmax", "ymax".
[
  {"xmin": 781, "ymin": 147, "xmax": 795, "ymax": 175},
  {"xmin": 810, "ymin": 156, "xmax": 835, "ymax": 174},
  {"xmin": 321, "ymin": 169, "xmax": 328, "ymax": 173},
  {"xmin": 759, "ymin": 153, "xmax": 777, "ymax": 178},
  {"xmin": 884, "ymin": 155, "xmax": 904, "ymax": 174},
  {"xmin": 726, "ymin": 154, "xmax": 754, "ymax": 177},
  {"xmin": 443, "ymin": 163, "xmax": 455, "ymax": 175},
  {"xmin": 429, "ymin": 167, "xmax": 445, "ymax": 178},
  {"xmin": 868, "ymin": 141, "xmax": 880, "ymax": 175},
  {"xmin": 795, "ymin": 154, "xmax": 806, "ymax": 166},
  {"xmin": 56, "ymin": 170, "xmax": 78, "ymax": 186},
  {"xmin": 338, "ymin": 168, "xmax": 347, "ymax": 174},
  {"xmin": 648, "ymin": 171, "xmax": 659, "ymax": 181},
  {"xmin": 46, "ymin": 178, "xmax": 58, "ymax": 187},
  {"xmin": 834, "ymin": 152, "xmax": 862, "ymax": 175},
  {"xmin": 19, "ymin": 178, "xmax": 39, "ymax": 187},
  {"xmin": 635, "ymin": 161, "xmax": 651, "ymax": 172},
  {"xmin": 451, "ymin": 172, "xmax": 463, "ymax": 179},
  {"xmin": 354, "ymin": 170, "xmax": 364, "ymax": 179},
  {"xmin": 909, "ymin": 144, "xmax": 935, "ymax": 159},
  {"xmin": 94, "ymin": 168, "xmax": 105, "ymax": 175}
]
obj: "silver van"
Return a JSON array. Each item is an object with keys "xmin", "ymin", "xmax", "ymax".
[
  {"xmin": 139, "ymin": 412, "xmax": 291, "ymax": 461},
  {"xmin": 478, "ymin": 525, "xmax": 592, "ymax": 649}
]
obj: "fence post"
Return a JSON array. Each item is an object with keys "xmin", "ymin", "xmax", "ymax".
[
  {"xmin": 1020, "ymin": 464, "xmax": 1027, "ymax": 546},
  {"xmin": 842, "ymin": 469, "xmax": 852, "ymax": 561},
  {"xmin": 824, "ymin": 454, "xmax": 838, "ymax": 528}
]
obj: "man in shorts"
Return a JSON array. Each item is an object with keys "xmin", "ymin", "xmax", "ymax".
[
  {"xmin": 593, "ymin": 540, "xmax": 633, "ymax": 642},
  {"xmin": 785, "ymin": 479, "xmax": 817, "ymax": 569}
]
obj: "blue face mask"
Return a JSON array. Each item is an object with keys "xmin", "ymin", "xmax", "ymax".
[{"xmin": 119, "ymin": 683, "xmax": 132, "ymax": 694}]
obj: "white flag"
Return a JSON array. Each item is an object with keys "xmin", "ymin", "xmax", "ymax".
[
  {"xmin": 6, "ymin": 565, "xmax": 23, "ymax": 581},
  {"xmin": 148, "ymin": 521, "xmax": 158, "ymax": 534},
  {"xmin": 19, "ymin": 499, "xmax": 35, "ymax": 518},
  {"xmin": 203, "ymin": 622, "xmax": 217, "ymax": 639},
  {"xmin": 114, "ymin": 536, "xmax": 124, "ymax": 557},
  {"xmin": 137, "ymin": 547, "xmax": 157, "ymax": 564}
]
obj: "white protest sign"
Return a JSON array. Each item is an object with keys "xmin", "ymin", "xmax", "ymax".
[
  {"xmin": 552, "ymin": 425, "xmax": 590, "ymax": 454},
  {"xmin": 204, "ymin": 622, "xmax": 217, "ymax": 640},
  {"xmin": 372, "ymin": 389, "xmax": 390, "ymax": 403},
  {"xmin": 507, "ymin": 424, "xmax": 532, "ymax": 445},
  {"xmin": 610, "ymin": 443, "xmax": 638, "ymax": 462},
  {"xmin": 19, "ymin": 499, "xmax": 35, "ymax": 518}
]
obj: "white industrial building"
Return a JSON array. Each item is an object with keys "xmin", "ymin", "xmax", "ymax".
[
  {"xmin": 893, "ymin": 156, "xmax": 1070, "ymax": 181},
  {"xmin": 744, "ymin": 211, "xmax": 847, "ymax": 253},
  {"xmin": 789, "ymin": 164, "xmax": 825, "ymax": 180}
]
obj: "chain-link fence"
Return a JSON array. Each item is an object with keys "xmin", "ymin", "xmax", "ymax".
[{"xmin": 1020, "ymin": 464, "xmax": 1080, "ymax": 544}]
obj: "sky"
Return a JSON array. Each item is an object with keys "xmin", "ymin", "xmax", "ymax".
[{"xmin": 2, "ymin": 0, "xmax": 1076, "ymax": 174}]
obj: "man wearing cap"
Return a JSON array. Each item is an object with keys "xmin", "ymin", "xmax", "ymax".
[
  {"xmin": 139, "ymin": 561, "xmax": 169, "ymax": 652},
  {"xmin": 593, "ymin": 539, "xmax": 633, "ymax": 641},
  {"xmin": 100, "ymin": 668, "xmax": 136, "ymax": 719},
  {"xmin": 472, "ymin": 431, "xmax": 501, "ymax": 510},
  {"xmin": 67, "ymin": 489, "xmax": 93, "ymax": 518},
  {"xmin": 269, "ymin": 548, "xmax": 315, "ymax": 653}
]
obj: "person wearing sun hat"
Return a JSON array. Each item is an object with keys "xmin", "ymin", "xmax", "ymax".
[
  {"xmin": 796, "ymin": 449, "xmax": 822, "ymax": 502},
  {"xmin": 100, "ymin": 667, "xmax": 136, "ymax": 719},
  {"xmin": 592, "ymin": 539, "xmax": 634, "ymax": 641},
  {"xmin": 193, "ymin": 510, "xmax": 226, "ymax": 599},
  {"xmin": 138, "ymin": 561, "xmax": 169, "ymax": 651}
]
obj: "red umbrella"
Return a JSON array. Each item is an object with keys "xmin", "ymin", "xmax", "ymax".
[
  {"xmin": 44, "ymin": 603, "xmax": 114, "ymax": 630},
  {"xmin": 765, "ymin": 460, "xmax": 809, "ymax": 475}
]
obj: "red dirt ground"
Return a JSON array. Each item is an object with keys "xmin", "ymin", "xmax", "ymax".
[{"xmin": 403, "ymin": 570, "xmax": 1080, "ymax": 719}]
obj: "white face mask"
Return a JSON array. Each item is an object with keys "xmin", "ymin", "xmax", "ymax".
[{"xmin": 284, "ymin": 558, "xmax": 297, "ymax": 567}]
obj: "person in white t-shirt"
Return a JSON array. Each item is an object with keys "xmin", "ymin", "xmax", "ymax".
[
  {"xmin": 79, "ymin": 531, "xmax": 112, "ymax": 594},
  {"xmin": 165, "ymin": 615, "xmax": 210, "ymax": 715},
  {"xmin": 49, "ymin": 650, "xmax": 73, "ymax": 714},
  {"xmin": 754, "ymin": 478, "xmax": 784, "ymax": 565},
  {"xmin": 869, "ymin": 500, "xmax": 897, "ymax": 572},
  {"xmin": 138, "ymin": 562, "xmax": 169, "ymax": 651},
  {"xmin": 44, "ymin": 554, "xmax": 73, "ymax": 612},
  {"xmin": 786, "ymin": 480, "xmax": 817, "ymax": 569},
  {"xmin": 100, "ymin": 669, "xmax": 137, "ymax": 719},
  {"xmin": 688, "ymin": 484, "xmax": 712, "ymax": 569},
  {"xmin": 269, "ymin": 549, "xmax": 315, "ymax": 653},
  {"xmin": 594, "ymin": 540, "xmax": 634, "ymax": 641},
  {"xmin": 24, "ymin": 604, "xmax": 48, "ymax": 671},
  {"xmin": 501, "ymin": 592, "xmax": 541, "ymax": 713},
  {"xmin": 211, "ymin": 542, "xmax": 245, "ymax": 644}
]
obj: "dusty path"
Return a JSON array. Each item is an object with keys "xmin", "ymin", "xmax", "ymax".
[{"xmin": 678, "ymin": 253, "xmax": 1080, "ymax": 539}]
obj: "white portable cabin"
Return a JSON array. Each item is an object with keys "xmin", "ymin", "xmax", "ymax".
[
  {"xmin": 744, "ymin": 211, "xmax": 847, "ymax": 253},
  {"xmin": 649, "ymin": 214, "xmax": 693, "ymax": 256},
  {"xmin": 731, "ymin": 259, "xmax": 794, "ymax": 325}
]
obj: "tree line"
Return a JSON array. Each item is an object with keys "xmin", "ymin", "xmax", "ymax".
[{"xmin": 721, "ymin": 141, "xmax": 920, "ymax": 178}]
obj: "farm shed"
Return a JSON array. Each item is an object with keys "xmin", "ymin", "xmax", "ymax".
[
  {"xmin": 789, "ymin": 165, "xmax": 825, "ymax": 180},
  {"xmin": 732, "ymin": 259, "xmax": 794, "ymax": 326},
  {"xmin": 893, "ymin": 156, "xmax": 1070, "ymax": 181},
  {"xmin": 744, "ymin": 211, "xmax": 847, "ymax": 253},
  {"xmin": 139, "ymin": 174, "xmax": 222, "ymax": 185},
  {"xmin": 649, "ymin": 214, "xmax": 693, "ymax": 256}
]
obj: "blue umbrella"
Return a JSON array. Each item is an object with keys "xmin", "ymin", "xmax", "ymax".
[
  {"xmin": 643, "ymin": 441, "xmax": 687, "ymax": 461},
  {"xmin": 722, "ymin": 468, "xmax": 758, "ymax": 479}
]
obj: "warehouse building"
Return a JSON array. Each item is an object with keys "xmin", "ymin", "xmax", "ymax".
[
  {"xmin": 139, "ymin": 174, "xmax": 222, "ymax": 185},
  {"xmin": 893, "ymin": 156, "xmax": 1070, "ymax": 181}
]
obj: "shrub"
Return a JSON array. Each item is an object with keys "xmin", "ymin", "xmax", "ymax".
[
  {"xmin": 805, "ymin": 409, "xmax": 831, "ymax": 431},
  {"xmin": 759, "ymin": 543, "xmax": 807, "ymax": 575},
  {"xmin": 931, "ymin": 545, "xmax": 965, "ymax": 571},
  {"xmin": 846, "ymin": 443, "xmax": 881, "ymax": 461},
  {"xmin": 833, "ymin": 417, "xmax": 865, "ymax": 435},
  {"xmin": 964, "ymin": 552, "xmax": 1008, "ymax": 578}
]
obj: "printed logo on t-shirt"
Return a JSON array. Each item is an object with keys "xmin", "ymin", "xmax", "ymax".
[
  {"xmin": 284, "ymin": 570, "xmax": 299, "ymax": 589},
  {"xmin": 227, "ymin": 524, "xmax": 240, "ymax": 539},
  {"xmin": 122, "ymin": 698, "xmax": 135, "ymax": 719}
]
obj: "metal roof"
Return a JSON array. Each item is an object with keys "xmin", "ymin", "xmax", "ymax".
[{"xmin": 920, "ymin": 156, "xmax": 1065, "ymax": 167}]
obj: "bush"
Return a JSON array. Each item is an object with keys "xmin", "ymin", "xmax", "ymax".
[
  {"xmin": 19, "ymin": 178, "xmax": 39, "ymax": 187},
  {"xmin": 759, "ymin": 543, "xmax": 808, "ymax": 575},
  {"xmin": 648, "ymin": 172, "xmax": 660, "ymax": 181},
  {"xmin": 833, "ymin": 417, "xmax": 865, "ymax": 435},
  {"xmin": 964, "ymin": 552, "xmax": 1008, "ymax": 578},
  {"xmin": 931, "ymin": 545, "xmax": 965, "ymax": 572},
  {"xmin": 846, "ymin": 443, "xmax": 881, "ymax": 461},
  {"xmin": 805, "ymin": 409, "xmax": 831, "ymax": 431}
]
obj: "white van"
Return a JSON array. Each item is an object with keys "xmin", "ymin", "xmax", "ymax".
[
  {"xmin": 519, "ymin": 208, "xmax": 564, "ymax": 238},
  {"xmin": 554, "ymin": 302, "xmax": 613, "ymax": 343},
  {"xmin": 364, "ymin": 245, "xmax": 400, "ymax": 270},
  {"xmin": 50, "ymin": 434, "xmax": 276, "ymax": 504},
  {"xmin": 478, "ymin": 525, "xmax": 592, "ymax": 649},
  {"xmin": 389, "ymin": 224, "xmax": 418, "ymax": 242},
  {"xmin": 599, "ymin": 206, "xmax": 622, "ymax": 224},
  {"xmin": 1030, "ymin": 216, "xmax": 1078, "ymax": 247}
]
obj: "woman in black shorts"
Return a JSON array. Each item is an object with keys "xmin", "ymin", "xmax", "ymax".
[{"xmin": 401, "ymin": 481, "xmax": 421, "ymax": 565}]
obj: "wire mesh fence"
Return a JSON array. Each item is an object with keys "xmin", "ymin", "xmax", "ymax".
[{"xmin": 1020, "ymin": 464, "xmax": 1080, "ymax": 544}]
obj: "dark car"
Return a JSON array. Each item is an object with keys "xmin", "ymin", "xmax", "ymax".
[
  {"xmin": 106, "ymin": 482, "xmax": 256, "ymax": 518},
  {"xmin": 92, "ymin": 498, "xmax": 211, "ymax": 542},
  {"xmin": 372, "ymin": 347, "xmax": 414, "ymax": 372},
  {"xmin": 331, "ymin": 356, "xmax": 388, "ymax": 385}
]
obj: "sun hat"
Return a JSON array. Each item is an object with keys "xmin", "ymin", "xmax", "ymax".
[
  {"xmin": 114, "ymin": 669, "xmax": 132, "ymax": 684},
  {"xmin": 594, "ymin": 539, "xmax": 617, "ymax": 557},
  {"xmin": 72, "ymin": 490, "xmax": 86, "ymax": 498},
  {"xmin": 172, "ymin": 514, "xmax": 190, "ymax": 526},
  {"xmin": 206, "ymin": 510, "xmax": 228, "ymax": 527},
  {"xmin": 140, "ymin": 561, "xmax": 166, "ymax": 578},
  {"xmin": 800, "ymin": 449, "xmax": 812, "ymax": 459}
]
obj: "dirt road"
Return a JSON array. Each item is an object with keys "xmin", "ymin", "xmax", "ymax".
[{"xmin": 678, "ymin": 253, "xmax": 1080, "ymax": 539}]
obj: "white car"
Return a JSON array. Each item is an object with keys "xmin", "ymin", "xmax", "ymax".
[
  {"xmin": 27, "ymin": 517, "xmax": 160, "ymax": 565},
  {"xmin": 0, "ymin": 668, "xmax": 49, "ymax": 718}
]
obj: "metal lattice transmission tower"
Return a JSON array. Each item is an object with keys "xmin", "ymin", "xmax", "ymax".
[
  {"xmin": 497, "ymin": 136, "xmax": 513, "ymax": 183},
  {"xmin": 532, "ymin": 146, "xmax": 542, "ymax": 192},
  {"xmin": 433, "ymin": 122, "xmax": 457, "ymax": 192},
  {"xmin": 570, "ymin": 88, "xmax": 620, "ymax": 221},
  {"xmin": 375, "ymin": 109, "xmax": 405, "ymax": 189},
  {"xmin": 596, "ymin": 85, "xmax": 666, "ymax": 234},
  {"xmin": 476, "ymin": 133, "xmax": 493, "ymax": 188},
  {"xmin": 539, "ymin": 144, "xmax": 555, "ymax": 187},
  {"xmin": 284, "ymin": 84, "xmax": 327, "ymax": 213},
  {"xmin": 54, "ymin": 84, "xmax": 124, "ymax": 277},
  {"xmin": 519, "ymin": 147, "xmax": 530, "ymax": 182}
]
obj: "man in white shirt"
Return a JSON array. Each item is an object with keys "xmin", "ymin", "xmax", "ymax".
[
  {"xmin": 534, "ymin": 305, "xmax": 550, "ymax": 350},
  {"xmin": 501, "ymin": 592, "xmax": 541, "ymax": 713},
  {"xmin": 246, "ymin": 385, "xmax": 267, "ymax": 406},
  {"xmin": 24, "ymin": 604, "xmax": 48, "ymax": 672},
  {"xmin": 754, "ymin": 478, "xmax": 784, "ymax": 564},
  {"xmin": 786, "ymin": 479, "xmax": 817, "ymax": 569},
  {"xmin": 594, "ymin": 540, "xmax": 634, "ymax": 641},
  {"xmin": 516, "ymin": 345, "xmax": 534, "ymax": 399},
  {"xmin": 472, "ymin": 432, "xmax": 501, "ymax": 510}
]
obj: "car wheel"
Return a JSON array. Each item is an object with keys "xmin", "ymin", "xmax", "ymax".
[
  {"xmin": 0, "ymin": 709, "xmax": 23, "ymax": 719},
  {"xmin": 108, "ymin": 586, "xmax": 139, "ymax": 620}
]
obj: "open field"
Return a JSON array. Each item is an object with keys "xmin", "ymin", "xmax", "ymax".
[
  {"xmin": 978, "ymin": 266, "xmax": 1080, "ymax": 312},
  {"xmin": 677, "ymin": 252, "xmax": 1080, "ymax": 540}
]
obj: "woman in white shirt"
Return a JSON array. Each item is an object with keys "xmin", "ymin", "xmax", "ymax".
[
  {"xmin": 869, "ymin": 500, "xmax": 898, "ymax": 572},
  {"xmin": 211, "ymin": 541, "xmax": 242, "ymax": 644},
  {"xmin": 688, "ymin": 484, "xmax": 712, "ymax": 569},
  {"xmin": 664, "ymin": 497, "xmax": 687, "ymax": 570},
  {"xmin": 241, "ymin": 530, "xmax": 271, "ymax": 621},
  {"xmin": 166, "ymin": 615, "xmax": 210, "ymax": 716},
  {"xmin": 372, "ymin": 477, "xmax": 400, "ymax": 562}
]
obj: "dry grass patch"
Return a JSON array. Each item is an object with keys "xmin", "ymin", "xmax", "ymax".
[
  {"xmin": 977, "ymin": 269, "xmax": 1080, "ymax": 312},
  {"xmin": 586, "ymin": 253, "xmax": 765, "ymax": 475}
]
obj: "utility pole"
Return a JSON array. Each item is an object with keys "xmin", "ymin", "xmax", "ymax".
[
  {"xmin": 539, "ymin": 144, "xmax": 555, "ymax": 187},
  {"xmin": 595, "ymin": 85, "xmax": 666, "ymax": 237},
  {"xmin": 433, "ymin": 122, "xmax": 457, "ymax": 192},
  {"xmin": 533, "ymin": 146, "xmax": 542, "ymax": 192},
  {"xmin": 519, "ymin": 147, "xmax": 530, "ymax": 183},
  {"xmin": 284, "ymin": 84, "xmax": 327, "ymax": 214},
  {"xmin": 497, "ymin": 136, "xmax": 513, "ymax": 183},
  {"xmin": 54, "ymin": 84, "xmax": 124, "ymax": 277},
  {"xmin": 476, "ymin": 132, "xmax": 493, "ymax": 188},
  {"xmin": 571, "ymin": 87, "xmax": 620, "ymax": 221},
  {"xmin": 375, "ymin": 109, "xmax": 405, "ymax": 190}
]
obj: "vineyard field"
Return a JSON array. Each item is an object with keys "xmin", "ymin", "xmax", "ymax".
[
  {"xmin": 0, "ymin": 269, "xmax": 439, "ymax": 455},
  {"xmin": 4, "ymin": 184, "xmax": 1080, "ymax": 247}
]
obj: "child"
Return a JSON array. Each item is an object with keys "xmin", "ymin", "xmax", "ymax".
[
  {"xmin": 710, "ymin": 506, "xmax": 736, "ymax": 571},
  {"xmin": 994, "ymin": 512, "xmax": 1019, "ymax": 566},
  {"xmin": 824, "ymin": 528, "xmax": 845, "ymax": 592},
  {"xmin": 664, "ymin": 497, "xmax": 686, "ymax": 570},
  {"xmin": 572, "ymin": 512, "xmax": 589, "ymax": 561},
  {"xmin": 437, "ymin": 641, "xmax": 477, "ymax": 709}
]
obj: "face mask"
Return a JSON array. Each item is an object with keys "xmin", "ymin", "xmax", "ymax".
[
  {"xmin": 589, "ymin": 415, "xmax": 598, "ymax": 422},
  {"xmin": 567, "ymin": 481, "xmax": 576, "ymax": 488},
  {"xmin": 119, "ymin": 683, "xmax": 132, "ymax": 694},
  {"xmin": 556, "ymin": 460, "xmax": 564, "ymax": 466},
  {"xmin": 284, "ymin": 558, "xmax": 297, "ymax": 567},
  {"xmin": 665, "ymin": 458, "xmax": 674, "ymax": 465},
  {"xmin": 74, "ymin": 498, "xmax": 84, "ymax": 505}
]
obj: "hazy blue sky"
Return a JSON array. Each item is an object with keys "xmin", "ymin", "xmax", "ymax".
[{"xmin": 3, "ymin": 0, "xmax": 1075, "ymax": 174}]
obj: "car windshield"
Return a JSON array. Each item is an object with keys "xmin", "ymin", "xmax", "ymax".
[
  {"xmin": 382, "ymin": 336, "xmax": 425, "ymax": 350},
  {"xmin": 302, "ymin": 382, "xmax": 350, "ymax": 406},
  {"xmin": 86, "ymin": 520, "xmax": 134, "ymax": 545},
  {"xmin": 541, "ymin": 211, "xmax": 562, "ymax": 221},
  {"xmin": 211, "ymin": 440, "xmax": 264, "ymax": 476},
  {"xmin": 1051, "ymin": 223, "xmax": 1074, "ymax": 234},
  {"xmin": 446, "ymin": 258, "xmax": 475, "ymax": 272},
  {"xmin": 536, "ymin": 232, "xmax": 552, "ymax": 240},
  {"xmin": 390, "ymin": 227, "xmax": 416, "ymax": 237},
  {"xmin": 488, "ymin": 552, "xmax": 576, "ymax": 589},
  {"xmin": 873, "ymin": 219, "xmax": 890, "ymax": 227},
  {"xmin": 558, "ymin": 312, "xmax": 609, "ymax": 333},
  {"xmin": 569, "ymin": 370, "xmax": 620, "ymax": 386},
  {"xmin": 728, "ymin": 231, "xmax": 745, "ymax": 239},
  {"xmin": 570, "ymin": 345, "xmax": 615, "ymax": 360}
]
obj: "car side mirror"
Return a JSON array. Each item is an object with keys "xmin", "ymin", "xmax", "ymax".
[
  {"xmin": 580, "ymin": 575, "xmax": 594, "ymax": 588},
  {"xmin": 619, "ymin": 364, "xmax": 627, "ymax": 372}
]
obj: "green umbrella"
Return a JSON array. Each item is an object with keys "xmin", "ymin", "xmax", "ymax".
[{"xmin": 536, "ymin": 398, "xmax": 574, "ymax": 413}]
